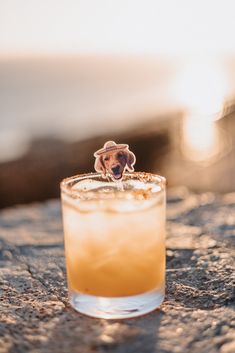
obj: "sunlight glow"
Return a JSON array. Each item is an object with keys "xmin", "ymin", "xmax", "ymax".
[
  {"xmin": 177, "ymin": 59, "xmax": 227, "ymax": 115},
  {"xmin": 175, "ymin": 58, "xmax": 228, "ymax": 162},
  {"xmin": 182, "ymin": 114, "xmax": 220, "ymax": 162}
]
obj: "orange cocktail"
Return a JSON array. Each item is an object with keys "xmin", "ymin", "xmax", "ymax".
[{"xmin": 61, "ymin": 172, "xmax": 166, "ymax": 319}]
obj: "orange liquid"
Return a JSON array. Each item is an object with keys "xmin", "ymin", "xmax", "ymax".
[{"xmin": 63, "ymin": 200, "xmax": 165, "ymax": 297}]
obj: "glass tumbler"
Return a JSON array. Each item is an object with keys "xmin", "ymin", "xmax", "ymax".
[{"xmin": 61, "ymin": 172, "xmax": 166, "ymax": 319}]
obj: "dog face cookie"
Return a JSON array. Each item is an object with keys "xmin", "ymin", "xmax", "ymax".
[{"xmin": 94, "ymin": 141, "xmax": 136, "ymax": 181}]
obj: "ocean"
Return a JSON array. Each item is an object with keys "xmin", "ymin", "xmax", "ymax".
[
  {"xmin": 1, "ymin": 54, "xmax": 234, "ymax": 162},
  {"xmin": 0, "ymin": 55, "xmax": 178, "ymax": 138}
]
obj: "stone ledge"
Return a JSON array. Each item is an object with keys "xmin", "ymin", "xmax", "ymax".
[{"xmin": 0, "ymin": 189, "xmax": 234, "ymax": 353}]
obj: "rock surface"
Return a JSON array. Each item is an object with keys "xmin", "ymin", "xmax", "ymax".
[{"xmin": 0, "ymin": 188, "xmax": 234, "ymax": 353}]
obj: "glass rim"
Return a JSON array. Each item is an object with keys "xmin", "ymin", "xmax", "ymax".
[{"xmin": 60, "ymin": 172, "xmax": 166, "ymax": 201}]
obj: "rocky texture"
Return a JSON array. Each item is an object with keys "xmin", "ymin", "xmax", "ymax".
[{"xmin": 0, "ymin": 188, "xmax": 234, "ymax": 353}]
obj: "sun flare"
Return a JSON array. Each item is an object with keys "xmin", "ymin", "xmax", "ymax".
[{"xmin": 175, "ymin": 58, "xmax": 228, "ymax": 162}]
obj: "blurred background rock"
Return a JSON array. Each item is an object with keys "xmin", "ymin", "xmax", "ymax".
[{"xmin": 1, "ymin": 0, "xmax": 235, "ymax": 208}]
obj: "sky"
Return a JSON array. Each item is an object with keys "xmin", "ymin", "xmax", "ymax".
[{"xmin": 1, "ymin": 0, "xmax": 235, "ymax": 56}]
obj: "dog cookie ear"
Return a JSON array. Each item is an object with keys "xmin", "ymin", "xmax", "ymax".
[
  {"xmin": 126, "ymin": 150, "xmax": 136, "ymax": 172},
  {"xmin": 94, "ymin": 156, "xmax": 106, "ymax": 176}
]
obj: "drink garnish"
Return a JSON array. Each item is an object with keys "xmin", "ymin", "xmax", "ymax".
[{"xmin": 94, "ymin": 141, "xmax": 136, "ymax": 181}]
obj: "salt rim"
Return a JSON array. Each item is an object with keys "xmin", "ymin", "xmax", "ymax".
[{"xmin": 60, "ymin": 172, "xmax": 166, "ymax": 201}]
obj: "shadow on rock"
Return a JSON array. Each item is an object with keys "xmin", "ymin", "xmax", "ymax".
[{"xmin": 36, "ymin": 307, "xmax": 163, "ymax": 353}]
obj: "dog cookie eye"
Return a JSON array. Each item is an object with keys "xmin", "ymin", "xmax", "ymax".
[
  {"xmin": 117, "ymin": 152, "xmax": 123, "ymax": 158},
  {"xmin": 104, "ymin": 156, "xmax": 110, "ymax": 161}
]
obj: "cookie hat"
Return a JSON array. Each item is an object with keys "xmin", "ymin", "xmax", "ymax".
[{"xmin": 94, "ymin": 141, "xmax": 129, "ymax": 157}]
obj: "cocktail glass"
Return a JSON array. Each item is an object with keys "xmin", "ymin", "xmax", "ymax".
[{"xmin": 60, "ymin": 172, "xmax": 166, "ymax": 319}]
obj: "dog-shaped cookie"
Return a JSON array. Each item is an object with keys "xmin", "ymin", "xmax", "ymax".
[{"xmin": 94, "ymin": 141, "xmax": 136, "ymax": 181}]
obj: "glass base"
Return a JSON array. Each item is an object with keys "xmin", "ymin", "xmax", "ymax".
[{"xmin": 69, "ymin": 288, "xmax": 164, "ymax": 319}]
